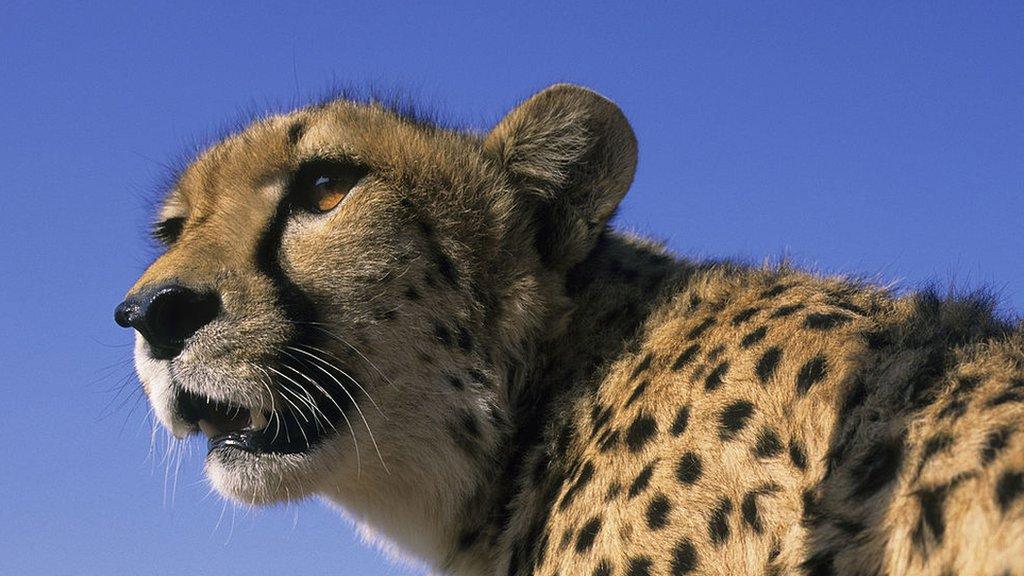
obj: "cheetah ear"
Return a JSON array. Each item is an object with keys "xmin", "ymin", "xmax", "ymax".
[{"xmin": 485, "ymin": 84, "xmax": 638, "ymax": 269}]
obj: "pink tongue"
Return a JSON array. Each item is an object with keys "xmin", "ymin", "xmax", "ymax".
[{"xmin": 198, "ymin": 420, "xmax": 221, "ymax": 437}]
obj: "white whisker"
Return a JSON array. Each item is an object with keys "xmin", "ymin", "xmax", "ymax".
[
  {"xmin": 285, "ymin": 345, "xmax": 388, "ymax": 473},
  {"xmin": 293, "ymin": 342, "xmax": 385, "ymax": 416}
]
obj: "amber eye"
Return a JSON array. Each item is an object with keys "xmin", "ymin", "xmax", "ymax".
[
  {"xmin": 292, "ymin": 159, "xmax": 368, "ymax": 214},
  {"xmin": 311, "ymin": 175, "xmax": 351, "ymax": 212}
]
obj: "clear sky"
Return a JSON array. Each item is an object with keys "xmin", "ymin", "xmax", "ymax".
[{"xmin": 2, "ymin": 2, "xmax": 1022, "ymax": 575}]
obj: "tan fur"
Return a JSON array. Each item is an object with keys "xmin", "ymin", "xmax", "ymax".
[{"xmin": 122, "ymin": 84, "xmax": 1024, "ymax": 575}]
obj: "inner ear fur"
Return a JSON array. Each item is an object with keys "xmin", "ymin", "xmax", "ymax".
[{"xmin": 485, "ymin": 84, "xmax": 638, "ymax": 269}]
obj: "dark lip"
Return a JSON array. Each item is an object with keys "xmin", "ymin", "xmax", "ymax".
[{"xmin": 209, "ymin": 430, "xmax": 261, "ymax": 453}]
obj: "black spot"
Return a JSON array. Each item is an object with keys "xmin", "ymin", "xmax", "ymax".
[
  {"xmin": 286, "ymin": 120, "xmax": 306, "ymax": 145},
  {"xmin": 688, "ymin": 294, "xmax": 702, "ymax": 310},
  {"xmin": 731, "ymin": 307, "xmax": 761, "ymax": 325},
  {"xmin": 435, "ymin": 250, "xmax": 460, "ymax": 287},
  {"xmin": 754, "ymin": 428, "xmax": 783, "ymax": 458},
  {"xmin": 741, "ymin": 487, "xmax": 779, "ymax": 533},
  {"xmin": 801, "ymin": 489, "xmax": 821, "ymax": 525},
  {"xmin": 686, "ymin": 317, "xmax": 716, "ymax": 340},
  {"xmin": 403, "ymin": 285, "xmax": 421, "ymax": 301},
  {"xmin": 630, "ymin": 353, "xmax": 654, "ymax": 379},
  {"xmin": 676, "ymin": 452, "xmax": 702, "ymax": 485},
  {"xmin": 575, "ymin": 516, "xmax": 602, "ymax": 553},
  {"xmin": 708, "ymin": 497, "xmax": 732, "ymax": 545},
  {"xmin": 953, "ymin": 375, "xmax": 981, "ymax": 396},
  {"xmin": 447, "ymin": 412, "xmax": 479, "ymax": 458},
  {"xmin": 937, "ymin": 397, "xmax": 967, "ymax": 420},
  {"xmin": 851, "ymin": 438, "xmax": 904, "ymax": 498},
  {"xmin": 789, "ymin": 440, "xmax": 808, "ymax": 471},
  {"xmin": 796, "ymin": 356, "xmax": 828, "ymax": 395},
  {"xmin": 801, "ymin": 552, "xmax": 836, "ymax": 576},
  {"xmin": 756, "ymin": 347, "xmax": 782, "ymax": 383},
  {"xmin": 704, "ymin": 361, "xmax": 730, "ymax": 391},
  {"xmin": 606, "ymin": 482, "xmax": 623, "ymax": 501},
  {"xmin": 559, "ymin": 527, "xmax": 574, "ymax": 550},
  {"xmin": 840, "ymin": 378, "xmax": 868, "ymax": 415},
  {"xmin": 862, "ymin": 329, "xmax": 893, "ymax": 350},
  {"xmin": 740, "ymin": 327, "xmax": 767, "ymax": 348},
  {"xmin": 456, "ymin": 326, "xmax": 473, "ymax": 353},
  {"xmin": 916, "ymin": 433, "xmax": 954, "ymax": 477},
  {"xmin": 629, "ymin": 462, "xmax": 657, "ymax": 498},
  {"xmin": 670, "ymin": 539, "xmax": 698, "ymax": 575},
  {"xmin": 760, "ymin": 284, "xmax": 792, "ymax": 299},
  {"xmin": 457, "ymin": 529, "xmax": 479, "ymax": 550},
  {"xmin": 671, "ymin": 344, "xmax": 701, "ymax": 371},
  {"xmin": 987, "ymin": 391, "xmax": 1024, "ymax": 408},
  {"xmin": 533, "ymin": 529, "xmax": 548, "ymax": 569},
  {"xmin": 912, "ymin": 484, "xmax": 950, "ymax": 550},
  {"xmin": 692, "ymin": 364, "xmax": 707, "ymax": 380},
  {"xmin": 589, "ymin": 401, "xmax": 602, "ymax": 428},
  {"xmin": 593, "ymin": 560, "xmax": 612, "ymax": 576},
  {"xmin": 981, "ymin": 427, "xmax": 1012, "ymax": 465},
  {"xmin": 559, "ymin": 461, "xmax": 596, "ymax": 511},
  {"xmin": 804, "ymin": 312, "xmax": 852, "ymax": 330},
  {"xmin": 625, "ymin": 414, "xmax": 658, "ymax": 452},
  {"xmin": 706, "ymin": 345, "xmax": 725, "ymax": 362},
  {"xmin": 625, "ymin": 380, "xmax": 650, "ymax": 408},
  {"xmin": 626, "ymin": 556, "xmax": 652, "ymax": 576},
  {"xmin": 414, "ymin": 214, "xmax": 434, "ymax": 237},
  {"xmin": 670, "ymin": 405, "xmax": 690, "ymax": 436},
  {"xmin": 462, "ymin": 413, "xmax": 478, "ymax": 435},
  {"xmin": 645, "ymin": 494, "xmax": 671, "ymax": 530},
  {"xmin": 434, "ymin": 322, "xmax": 453, "ymax": 346},
  {"xmin": 719, "ymin": 400, "xmax": 755, "ymax": 440},
  {"xmin": 597, "ymin": 429, "xmax": 620, "ymax": 452},
  {"xmin": 996, "ymin": 470, "xmax": 1024, "ymax": 512},
  {"xmin": 830, "ymin": 298, "xmax": 867, "ymax": 315},
  {"xmin": 467, "ymin": 368, "xmax": 489, "ymax": 386},
  {"xmin": 768, "ymin": 541, "xmax": 781, "ymax": 561},
  {"xmin": 770, "ymin": 303, "xmax": 803, "ymax": 318},
  {"xmin": 445, "ymin": 374, "xmax": 465, "ymax": 390}
]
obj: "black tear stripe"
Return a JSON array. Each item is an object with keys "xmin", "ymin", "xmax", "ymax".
[
  {"xmin": 255, "ymin": 199, "xmax": 320, "ymax": 337},
  {"xmin": 254, "ymin": 198, "xmax": 354, "ymax": 440}
]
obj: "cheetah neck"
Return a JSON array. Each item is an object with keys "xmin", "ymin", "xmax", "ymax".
[
  {"xmin": 319, "ymin": 232, "xmax": 685, "ymax": 576},
  {"xmin": 483, "ymin": 232, "xmax": 685, "ymax": 574}
]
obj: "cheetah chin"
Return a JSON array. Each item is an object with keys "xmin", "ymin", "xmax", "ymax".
[{"xmin": 117, "ymin": 84, "xmax": 1024, "ymax": 575}]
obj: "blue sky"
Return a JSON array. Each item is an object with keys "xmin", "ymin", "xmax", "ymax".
[{"xmin": 2, "ymin": 2, "xmax": 1022, "ymax": 574}]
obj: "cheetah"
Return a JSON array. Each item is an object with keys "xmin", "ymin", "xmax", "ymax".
[{"xmin": 115, "ymin": 84, "xmax": 1024, "ymax": 575}]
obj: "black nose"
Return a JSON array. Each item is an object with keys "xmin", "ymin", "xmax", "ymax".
[{"xmin": 114, "ymin": 283, "xmax": 220, "ymax": 359}]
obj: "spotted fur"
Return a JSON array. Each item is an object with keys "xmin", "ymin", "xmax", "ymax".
[{"xmin": 122, "ymin": 84, "xmax": 1024, "ymax": 575}]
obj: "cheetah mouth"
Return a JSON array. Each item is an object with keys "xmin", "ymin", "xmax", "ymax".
[{"xmin": 175, "ymin": 369, "xmax": 351, "ymax": 456}]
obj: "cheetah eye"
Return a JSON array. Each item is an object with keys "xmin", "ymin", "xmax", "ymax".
[
  {"xmin": 152, "ymin": 216, "xmax": 185, "ymax": 245},
  {"xmin": 291, "ymin": 159, "xmax": 369, "ymax": 214}
]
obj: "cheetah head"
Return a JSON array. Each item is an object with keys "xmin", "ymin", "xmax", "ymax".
[{"xmin": 116, "ymin": 84, "xmax": 636, "ymax": 559}]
